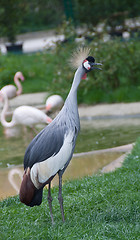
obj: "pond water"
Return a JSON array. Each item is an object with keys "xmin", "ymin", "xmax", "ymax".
[{"xmin": 0, "ymin": 116, "xmax": 140, "ymax": 200}]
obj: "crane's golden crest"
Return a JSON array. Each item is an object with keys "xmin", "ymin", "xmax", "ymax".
[{"xmin": 69, "ymin": 47, "xmax": 91, "ymax": 69}]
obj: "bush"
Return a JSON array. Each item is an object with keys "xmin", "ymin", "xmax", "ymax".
[
  {"xmin": 20, "ymin": 0, "xmax": 64, "ymax": 33},
  {"xmin": 73, "ymin": 0, "xmax": 140, "ymax": 26},
  {"xmin": 0, "ymin": 38, "xmax": 140, "ymax": 104},
  {"xmin": 77, "ymin": 38, "xmax": 140, "ymax": 103},
  {"xmin": 0, "ymin": 0, "xmax": 23, "ymax": 43}
]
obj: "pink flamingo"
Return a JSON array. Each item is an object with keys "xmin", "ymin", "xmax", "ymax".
[
  {"xmin": 0, "ymin": 72, "xmax": 25, "ymax": 101},
  {"xmin": 46, "ymin": 95, "xmax": 64, "ymax": 113},
  {"xmin": 0, "ymin": 91, "xmax": 52, "ymax": 129}
]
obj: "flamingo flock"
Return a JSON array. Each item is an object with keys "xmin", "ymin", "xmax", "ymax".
[
  {"xmin": 0, "ymin": 91, "xmax": 52, "ymax": 129},
  {"xmin": 0, "ymin": 72, "xmax": 63, "ymax": 131}
]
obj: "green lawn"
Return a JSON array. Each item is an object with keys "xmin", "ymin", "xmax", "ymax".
[{"xmin": 0, "ymin": 138, "xmax": 140, "ymax": 240}]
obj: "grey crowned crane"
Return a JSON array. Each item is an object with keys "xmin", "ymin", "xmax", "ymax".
[{"xmin": 19, "ymin": 48, "xmax": 102, "ymax": 223}]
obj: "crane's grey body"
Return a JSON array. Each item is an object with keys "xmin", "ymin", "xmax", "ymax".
[
  {"xmin": 19, "ymin": 50, "xmax": 101, "ymax": 223},
  {"xmin": 24, "ymin": 66, "xmax": 84, "ymax": 183}
]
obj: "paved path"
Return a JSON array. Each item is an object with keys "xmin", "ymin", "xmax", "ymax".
[
  {"xmin": 1, "ymin": 91, "xmax": 140, "ymax": 117},
  {"xmin": 0, "ymin": 30, "xmax": 64, "ymax": 54},
  {"xmin": 79, "ymin": 102, "xmax": 140, "ymax": 118}
]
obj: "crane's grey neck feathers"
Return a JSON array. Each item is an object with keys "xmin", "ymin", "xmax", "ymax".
[
  {"xmin": 67, "ymin": 65, "xmax": 85, "ymax": 98},
  {"xmin": 67, "ymin": 47, "xmax": 91, "ymax": 100}
]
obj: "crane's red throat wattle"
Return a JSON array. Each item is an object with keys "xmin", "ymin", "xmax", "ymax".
[{"xmin": 82, "ymin": 73, "xmax": 87, "ymax": 79}]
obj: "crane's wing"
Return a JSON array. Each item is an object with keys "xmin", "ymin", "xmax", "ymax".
[{"xmin": 24, "ymin": 120, "xmax": 68, "ymax": 169}]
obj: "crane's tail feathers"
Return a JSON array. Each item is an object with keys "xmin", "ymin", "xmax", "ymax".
[{"xmin": 69, "ymin": 47, "xmax": 91, "ymax": 69}]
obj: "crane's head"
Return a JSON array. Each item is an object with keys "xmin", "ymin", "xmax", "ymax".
[
  {"xmin": 69, "ymin": 47, "xmax": 102, "ymax": 78},
  {"xmin": 82, "ymin": 56, "xmax": 102, "ymax": 73}
]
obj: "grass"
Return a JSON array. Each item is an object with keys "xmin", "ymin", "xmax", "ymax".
[{"xmin": 0, "ymin": 138, "xmax": 140, "ymax": 239}]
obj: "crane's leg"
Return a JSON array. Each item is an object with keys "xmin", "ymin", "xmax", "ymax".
[
  {"xmin": 47, "ymin": 182, "xmax": 54, "ymax": 224},
  {"xmin": 58, "ymin": 171, "xmax": 65, "ymax": 222}
]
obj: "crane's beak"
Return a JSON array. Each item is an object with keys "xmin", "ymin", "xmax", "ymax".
[{"xmin": 91, "ymin": 62, "xmax": 102, "ymax": 70}]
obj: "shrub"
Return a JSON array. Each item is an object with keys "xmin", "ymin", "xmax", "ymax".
[
  {"xmin": 0, "ymin": 38, "xmax": 140, "ymax": 104},
  {"xmin": 0, "ymin": 0, "xmax": 23, "ymax": 43}
]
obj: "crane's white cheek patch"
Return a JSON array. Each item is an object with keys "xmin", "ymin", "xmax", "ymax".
[
  {"xmin": 83, "ymin": 60, "xmax": 91, "ymax": 71},
  {"xmin": 31, "ymin": 132, "xmax": 74, "ymax": 189}
]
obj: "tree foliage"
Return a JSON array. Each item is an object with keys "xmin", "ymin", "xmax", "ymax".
[
  {"xmin": 73, "ymin": 0, "xmax": 140, "ymax": 25},
  {"xmin": 0, "ymin": 0, "xmax": 139, "ymax": 39},
  {"xmin": 0, "ymin": 0, "xmax": 23, "ymax": 42},
  {"xmin": 20, "ymin": 0, "xmax": 64, "ymax": 32}
]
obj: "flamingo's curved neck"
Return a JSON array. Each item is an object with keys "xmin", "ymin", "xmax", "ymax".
[
  {"xmin": 14, "ymin": 76, "xmax": 22, "ymax": 96},
  {"xmin": 0, "ymin": 92, "xmax": 15, "ymax": 128}
]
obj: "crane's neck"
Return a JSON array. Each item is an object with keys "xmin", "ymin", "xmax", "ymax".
[
  {"xmin": 14, "ymin": 76, "xmax": 22, "ymax": 96},
  {"xmin": 0, "ymin": 92, "xmax": 15, "ymax": 128},
  {"xmin": 63, "ymin": 66, "xmax": 85, "ymax": 129},
  {"xmin": 67, "ymin": 66, "xmax": 85, "ymax": 100}
]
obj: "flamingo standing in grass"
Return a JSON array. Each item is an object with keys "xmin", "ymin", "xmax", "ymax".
[
  {"xmin": 0, "ymin": 91, "xmax": 52, "ymax": 129},
  {"xmin": 0, "ymin": 72, "xmax": 25, "ymax": 101},
  {"xmin": 19, "ymin": 48, "xmax": 102, "ymax": 223}
]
